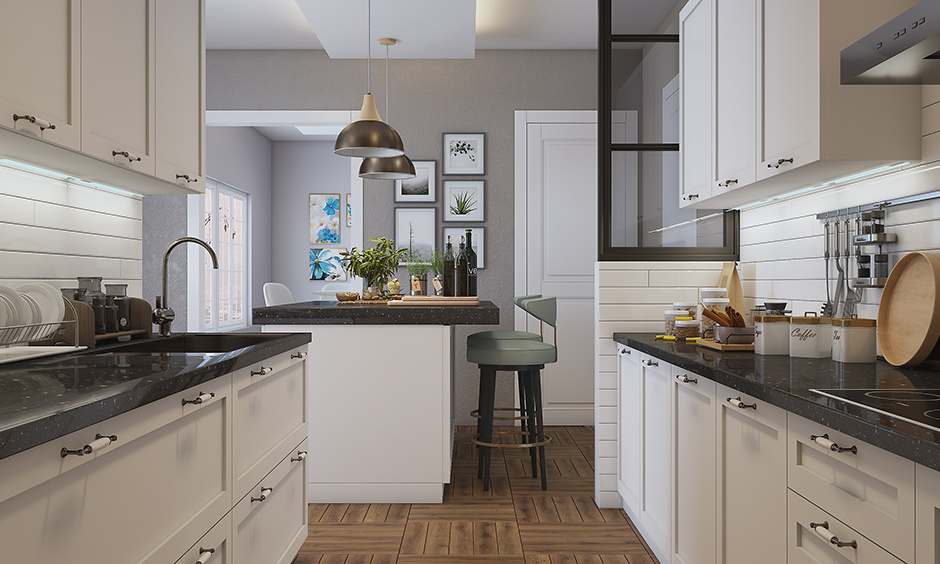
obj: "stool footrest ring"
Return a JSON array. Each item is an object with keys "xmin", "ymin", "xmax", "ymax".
[
  {"xmin": 471, "ymin": 432, "xmax": 552, "ymax": 449},
  {"xmin": 470, "ymin": 407, "xmax": 531, "ymax": 421}
]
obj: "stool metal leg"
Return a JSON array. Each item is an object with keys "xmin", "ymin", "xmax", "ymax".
[
  {"xmin": 523, "ymin": 370, "xmax": 539, "ymax": 478},
  {"xmin": 480, "ymin": 366, "xmax": 497, "ymax": 491},
  {"xmin": 531, "ymin": 368, "xmax": 548, "ymax": 491},
  {"xmin": 517, "ymin": 371, "xmax": 528, "ymax": 438}
]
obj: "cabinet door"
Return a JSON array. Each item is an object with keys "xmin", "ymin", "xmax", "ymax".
[
  {"xmin": 0, "ymin": 0, "xmax": 81, "ymax": 150},
  {"xmin": 639, "ymin": 354, "xmax": 672, "ymax": 562},
  {"xmin": 758, "ymin": 0, "xmax": 819, "ymax": 180},
  {"xmin": 714, "ymin": 0, "xmax": 757, "ymax": 193},
  {"xmin": 716, "ymin": 384, "xmax": 787, "ymax": 564},
  {"xmin": 916, "ymin": 464, "xmax": 940, "ymax": 564},
  {"xmin": 174, "ymin": 513, "xmax": 231, "ymax": 564},
  {"xmin": 617, "ymin": 345, "xmax": 641, "ymax": 519},
  {"xmin": 82, "ymin": 0, "xmax": 156, "ymax": 174},
  {"xmin": 679, "ymin": 0, "xmax": 714, "ymax": 207},
  {"xmin": 672, "ymin": 367, "xmax": 716, "ymax": 564},
  {"xmin": 155, "ymin": 0, "xmax": 204, "ymax": 191}
]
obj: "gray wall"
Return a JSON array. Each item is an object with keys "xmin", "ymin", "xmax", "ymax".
[
  {"xmin": 208, "ymin": 49, "xmax": 597, "ymax": 424},
  {"xmin": 142, "ymin": 194, "xmax": 189, "ymax": 327}
]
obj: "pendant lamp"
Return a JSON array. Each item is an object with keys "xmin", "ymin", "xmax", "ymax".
[
  {"xmin": 360, "ymin": 38, "xmax": 416, "ymax": 180},
  {"xmin": 334, "ymin": 0, "xmax": 405, "ymax": 158}
]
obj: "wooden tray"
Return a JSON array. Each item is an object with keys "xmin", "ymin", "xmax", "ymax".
[
  {"xmin": 388, "ymin": 298, "xmax": 479, "ymax": 306},
  {"xmin": 878, "ymin": 251, "xmax": 940, "ymax": 367},
  {"xmin": 697, "ymin": 338, "xmax": 755, "ymax": 352}
]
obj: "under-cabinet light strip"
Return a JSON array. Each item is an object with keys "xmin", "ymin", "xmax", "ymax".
[{"xmin": 0, "ymin": 158, "xmax": 140, "ymax": 198}]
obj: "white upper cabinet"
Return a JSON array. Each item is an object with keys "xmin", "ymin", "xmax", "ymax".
[
  {"xmin": 679, "ymin": 0, "xmax": 714, "ymax": 207},
  {"xmin": 0, "ymin": 0, "xmax": 82, "ymax": 151}
]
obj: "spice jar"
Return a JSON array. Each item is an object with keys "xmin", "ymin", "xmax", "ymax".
[
  {"xmin": 832, "ymin": 316, "xmax": 876, "ymax": 363},
  {"xmin": 664, "ymin": 310, "xmax": 689, "ymax": 336},
  {"xmin": 755, "ymin": 314, "xmax": 790, "ymax": 355},
  {"xmin": 672, "ymin": 302, "xmax": 698, "ymax": 319},
  {"xmin": 701, "ymin": 297, "xmax": 730, "ymax": 339},
  {"xmin": 675, "ymin": 319, "xmax": 700, "ymax": 340},
  {"xmin": 789, "ymin": 312, "xmax": 832, "ymax": 358}
]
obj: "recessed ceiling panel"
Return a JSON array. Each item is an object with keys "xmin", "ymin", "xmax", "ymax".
[
  {"xmin": 207, "ymin": 0, "xmax": 323, "ymax": 49},
  {"xmin": 475, "ymin": 0, "xmax": 597, "ymax": 49},
  {"xmin": 297, "ymin": 0, "xmax": 476, "ymax": 59}
]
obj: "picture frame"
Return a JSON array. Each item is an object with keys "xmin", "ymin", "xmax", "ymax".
[
  {"xmin": 444, "ymin": 227, "xmax": 485, "ymax": 269},
  {"xmin": 395, "ymin": 208, "xmax": 437, "ymax": 263},
  {"xmin": 443, "ymin": 133, "xmax": 485, "ymax": 175},
  {"xmin": 443, "ymin": 180, "xmax": 484, "ymax": 222},
  {"xmin": 309, "ymin": 248, "xmax": 347, "ymax": 281},
  {"xmin": 309, "ymin": 193, "xmax": 341, "ymax": 244},
  {"xmin": 345, "ymin": 193, "xmax": 352, "ymax": 227},
  {"xmin": 395, "ymin": 161, "xmax": 436, "ymax": 202}
]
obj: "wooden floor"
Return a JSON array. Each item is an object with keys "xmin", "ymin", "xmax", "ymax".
[{"xmin": 293, "ymin": 426, "xmax": 659, "ymax": 564}]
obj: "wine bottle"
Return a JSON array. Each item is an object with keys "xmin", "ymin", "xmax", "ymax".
[
  {"xmin": 456, "ymin": 236, "xmax": 468, "ymax": 297},
  {"xmin": 443, "ymin": 236, "xmax": 455, "ymax": 297},
  {"xmin": 465, "ymin": 229, "xmax": 477, "ymax": 297}
]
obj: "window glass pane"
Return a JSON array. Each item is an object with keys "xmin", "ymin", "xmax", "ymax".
[{"xmin": 609, "ymin": 40, "xmax": 679, "ymax": 144}]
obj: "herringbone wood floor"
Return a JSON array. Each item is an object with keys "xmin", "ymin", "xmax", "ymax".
[{"xmin": 293, "ymin": 426, "xmax": 658, "ymax": 564}]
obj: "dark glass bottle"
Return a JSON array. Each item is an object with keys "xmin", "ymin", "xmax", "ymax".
[
  {"xmin": 465, "ymin": 229, "xmax": 477, "ymax": 297},
  {"xmin": 456, "ymin": 237, "xmax": 468, "ymax": 297},
  {"xmin": 443, "ymin": 236, "xmax": 455, "ymax": 297}
]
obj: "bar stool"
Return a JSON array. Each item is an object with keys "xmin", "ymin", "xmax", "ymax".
[{"xmin": 467, "ymin": 297, "xmax": 557, "ymax": 490}]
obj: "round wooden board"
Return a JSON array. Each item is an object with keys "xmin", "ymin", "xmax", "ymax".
[{"xmin": 877, "ymin": 252, "xmax": 940, "ymax": 367}]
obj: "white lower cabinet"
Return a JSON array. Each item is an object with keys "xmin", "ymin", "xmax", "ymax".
[
  {"xmin": 617, "ymin": 345, "xmax": 641, "ymax": 518},
  {"xmin": 176, "ymin": 513, "xmax": 232, "ymax": 564},
  {"xmin": 639, "ymin": 353, "xmax": 673, "ymax": 562},
  {"xmin": 916, "ymin": 464, "xmax": 940, "ymax": 564}
]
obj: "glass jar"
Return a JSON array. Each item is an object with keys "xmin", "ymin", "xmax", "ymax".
[
  {"xmin": 672, "ymin": 302, "xmax": 698, "ymax": 319},
  {"xmin": 700, "ymin": 287, "xmax": 727, "ymax": 301},
  {"xmin": 675, "ymin": 319, "xmax": 700, "ymax": 340},
  {"xmin": 664, "ymin": 310, "xmax": 689, "ymax": 336}
]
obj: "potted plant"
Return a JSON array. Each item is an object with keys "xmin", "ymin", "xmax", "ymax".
[
  {"xmin": 406, "ymin": 256, "xmax": 432, "ymax": 295},
  {"xmin": 429, "ymin": 250, "xmax": 447, "ymax": 295},
  {"xmin": 340, "ymin": 238, "xmax": 407, "ymax": 298}
]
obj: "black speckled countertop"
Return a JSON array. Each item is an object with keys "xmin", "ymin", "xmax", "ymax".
[
  {"xmin": 253, "ymin": 300, "xmax": 500, "ymax": 325},
  {"xmin": 615, "ymin": 333, "xmax": 940, "ymax": 472},
  {"xmin": 0, "ymin": 332, "xmax": 311, "ymax": 461}
]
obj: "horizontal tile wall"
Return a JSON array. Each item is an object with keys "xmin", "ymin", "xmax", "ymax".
[{"xmin": 0, "ymin": 163, "xmax": 143, "ymax": 299}]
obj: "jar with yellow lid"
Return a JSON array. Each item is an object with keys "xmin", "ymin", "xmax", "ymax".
[
  {"xmin": 755, "ymin": 314, "xmax": 789, "ymax": 355},
  {"xmin": 789, "ymin": 312, "xmax": 831, "ymax": 358},
  {"xmin": 832, "ymin": 315, "xmax": 876, "ymax": 363},
  {"xmin": 674, "ymin": 319, "xmax": 700, "ymax": 340}
]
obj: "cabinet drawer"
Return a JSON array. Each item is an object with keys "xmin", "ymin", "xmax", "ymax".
[
  {"xmin": 788, "ymin": 414, "xmax": 914, "ymax": 563},
  {"xmin": 233, "ymin": 348, "xmax": 308, "ymax": 498},
  {"xmin": 174, "ymin": 513, "xmax": 231, "ymax": 564},
  {"xmin": 233, "ymin": 438, "xmax": 309, "ymax": 564},
  {"xmin": 0, "ymin": 374, "xmax": 232, "ymax": 564},
  {"xmin": 788, "ymin": 489, "xmax": 904, "ymax": 564}
]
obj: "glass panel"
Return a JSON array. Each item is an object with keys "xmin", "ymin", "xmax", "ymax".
[
  {"xmin": 609, "ymin": 40, "xmax": 680, "ymax": 144},
  {"xmin": 611, "ymin": 1, "xmax": 683, "ymax": 35}
]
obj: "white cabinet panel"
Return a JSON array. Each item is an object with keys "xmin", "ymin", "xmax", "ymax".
[
  {"xmin": 175, "ymin": 513, "xmax": 231, "ymax": 564},
  {"xmin": 639, "ymin": 353, "xmax": 672, "ymax": 562},
  {"xmin": 679, "ymin": 0, "xmax": 714, "ymax": 207},
  {"xmin": 617, "ymin": 345, "xmax": 641, "ymax": 519}
]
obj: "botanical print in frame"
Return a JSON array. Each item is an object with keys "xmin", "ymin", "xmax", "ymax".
[
  {"xmin": 443, "ymin": 133, "xmax": 484, "ymax": 175},
  {"xmin": 309, "ymin": 194, "xmax": 341, "ymax": 244},
  {"xmin": 443, "ymin": 180, "xmax": 484, "ymax": 222},
  {"xmin": 346, "ymin": 193, "xmax": 352, "ymax": 227},
  {"xmin": 444, "ymin": 227, "xmax": 485, "ymax": 269},
  {"xmin": 309, "ymin": 248, "xmax": 347, "ymax": 281},
  {"xmin": 395, "ymin": 160, "xmax": 436, "ymax": 202},
  {"xmin": 395, "ymin": 208, "xmax": 437, "ymax": 263}
]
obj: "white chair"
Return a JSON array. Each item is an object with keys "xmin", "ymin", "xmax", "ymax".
[{"xmin": 263, "ymin": 283, "xmax": 295, "ymax": 306}]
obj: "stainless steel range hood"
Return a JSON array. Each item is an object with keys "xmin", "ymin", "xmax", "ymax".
[{"xmin": 842, "ymin": 0, "xmax": 940, "ymax": 84}]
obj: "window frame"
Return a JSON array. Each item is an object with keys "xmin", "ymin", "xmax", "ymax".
[{"xmin": 199, "ymin": 177, "xmax": 250, "ymax": 332}]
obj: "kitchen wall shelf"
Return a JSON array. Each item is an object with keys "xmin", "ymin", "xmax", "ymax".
[
  {"xmin": 853, "ymin": 233, "xmax": 897, "ymax": 245},
  {"xmin": 31, "ymin": 298, "xmax": 152, "ymax": 349},
  {"xmin": 853, "ymin": 278, "xmax": 889, "ymax": 288}
]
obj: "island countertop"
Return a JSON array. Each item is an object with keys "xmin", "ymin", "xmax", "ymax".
[{"xmin": 253, "ymin": 300, "xmax": 500, "ymax": 325}]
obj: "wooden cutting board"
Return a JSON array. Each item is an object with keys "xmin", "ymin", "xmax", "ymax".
[
  {"xmin": 878, "ymin": 251, "xmax": 940, "ymax": 367},
  {"xmin": 390, "ymin": 296, "xmax": 479, "ymax": 306}
]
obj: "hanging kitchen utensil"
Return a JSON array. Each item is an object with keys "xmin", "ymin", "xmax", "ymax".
[
  {"xmin": 843, "ymin": 215, "xmax": 859, "ymax": 317},
  {"xmin": 822, "ymin": 220, "xmax": 834, "ymax": 317},
  {"xmin": 832, "ymin": 218, "xmax": 845, "ymax": 318}
]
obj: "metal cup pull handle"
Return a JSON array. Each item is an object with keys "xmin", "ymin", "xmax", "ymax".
[{"xmin": 195, "ymin": 547, "xmax": 216, "ymax": 564}]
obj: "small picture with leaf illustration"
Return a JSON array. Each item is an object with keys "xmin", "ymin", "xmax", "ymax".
[
  {"xmin": 442, "ymin": 133, "xmax": 484, "ymax": 175},
  {"xmin": 443, "ymin": 180, "xmax": 484, "ymax": 222}
]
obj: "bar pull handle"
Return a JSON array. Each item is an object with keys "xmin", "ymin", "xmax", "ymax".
[
  {"xmin": 676, "ymin": 374, "xmax": 698, "ymax": 384},
  {"xmin": 182, "ymin": 391, "xmax": 215, "ymax": 406},
  {"xmin": 619, "ymin": 348, "xmax": 631, "ymax": 355},
  {"xmin": 13, "ymin": 113, "xmax": 55, "ymax": 131},
  {"xmin": 61, "ymin": 433, "xmax": 118, "ymax": 457},
  {"xmin": 810, "ymin": 433, "xmax": 858, "ymax": 454},
  {"xmin": 251, "ymin": 366, "xmax": 272, "ymax": 377},
  {"xmin": 643, "ymin": 359, "xmax": 658, "ymax": 366},
  {"xmin": 768, "ymin": 157, "xmax": 794, "ymax": 169},
  {"xmin": 112, "ymin": 150, "xmax": 141, "ymax": 162},
  {"xmin": 291, "ymin": 451, "xmax": 308, "ymax": 462},
  {"xmin": 195, "ymin": 547, "xmax": 216, "ymax": 564},
  {"xmin": 176, "ymin": 174, "xmax": 198, "ymax": 183},
  {"xmin": 291, "ymin": 351, "xmax": 307, "ymax": 360},
  {"xmin": 718, "ymin": 179, "xmax": 739, "ymax": 188},
  {"xmin": 727, "ymin": 397, "xmax": 757, "ymax": 410},
  {"xmin": 251, "ymin": 487, "xmax": 273, "ymax": 503},
  {"xmin": 810, "ymin": 521, "xmax": 858, "ymax": 549}
]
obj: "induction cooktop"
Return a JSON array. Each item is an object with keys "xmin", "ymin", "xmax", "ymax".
[{"xmin": 811, "ymin": 389, "xmax": 940, "ymax": 434}]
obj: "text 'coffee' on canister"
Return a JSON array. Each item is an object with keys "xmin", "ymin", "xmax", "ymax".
[{"xmin": 789, "ymin": 312, "xmax": 831, "ymax": 359}]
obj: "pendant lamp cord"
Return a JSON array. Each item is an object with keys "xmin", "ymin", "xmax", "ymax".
[
  {"xmin": 367, "ymin": 0, "xmax": 371, "ymax": 94},
  {"xmin": 385, "ymin": 43, "xmax": 390, "ymax": 120}
]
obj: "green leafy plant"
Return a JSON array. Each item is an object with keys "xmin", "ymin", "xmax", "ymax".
[
  {"xmin": 449, "ymin": 141, "xmax": 476, "ymax": 162},
  {"xmin": 450, "ymin": 191, "xmax": 477, "ymax": 216},
  {"xmin": 429, "ymin": 250, "xmax": 446, "ymax": 277},
  {"xmin": 340, "ymin": 238, "xmax": 408, "ymax": 292},
  {"xmin": 406, "ymin": 256, "xmax": 432, "ymax": 277}
]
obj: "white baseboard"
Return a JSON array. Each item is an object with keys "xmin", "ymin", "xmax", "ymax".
[{"xmin": 308, "ymin": 482, "xmax": 445, "ymax": 504}]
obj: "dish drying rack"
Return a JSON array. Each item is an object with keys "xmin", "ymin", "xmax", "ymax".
[{"xmin": 0, "ymin": 296, "xmax": 80, "ymax": 347}]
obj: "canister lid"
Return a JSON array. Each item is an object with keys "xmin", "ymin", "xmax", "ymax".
[
  {"xmin": 702, "ymin": 297, "xmax": 730, "ymax": 305},
  {"xmin": 672, "ymin": 302, "xmax": 698, "ymax": 308},
  {"xmin": 665, "ymin": 309, "xmax": 688, "ymax": 316},
  {"xmin": 790, "ymin": 312, "xmax": 831, "ymax": 324},
  {"xmin": 675, "ymin": 319, "xmax": 700, "ymax": 327},
  {"xmin": 755, "ymin": 315, "xmax": 789, "ymax": 323},
  {"xmin": 832, "ymin": 315, "xmax": 876, "ymax": 327},
  {"xmin": 701, "ymin": 287, "xmax": 726, "ymax": 294}
]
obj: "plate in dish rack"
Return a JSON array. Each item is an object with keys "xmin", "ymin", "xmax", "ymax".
[
  {"xmin": 0, "ymin": 284, "xmax": 32, "ymax": 326},
  {"xmin": 17, "ymin": 283, "xmax": 65, "ymax": 339}
]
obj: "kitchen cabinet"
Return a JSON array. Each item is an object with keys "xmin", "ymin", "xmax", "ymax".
[
  {"xmin": 716, "ymin": 383, "xmax": 787, "ymax": 564},
  {"xmin": 617, "ymin": 344, "xmax": 641, "ymax": 518},
  {"xmin": 916, "ymin": 464, "xmax": 940, "ymax": 564},
  {"xmin": 175, "ymin": 513, "xmax": 232, "ymax": 564},
  {"xmin": 678, "ymin": 0, "xmax": 713, "ymax": 206},
  {"xmin": 0, "ymin": 0, "xmax": 82, "ymax": 151},
  {"xmin": 639, "ymin": 353, "xmax": 673, "ymax": 562}
]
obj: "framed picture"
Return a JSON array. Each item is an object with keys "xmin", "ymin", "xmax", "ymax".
[
  {"xmin": 309, "ymin": 194, "xmax": 341, "ymax": 244},
  {"xmin": 395, "ymin": 161, "xmax": 436, "ymax": 202},
  {"xmin": 443, "ymin": 180, "xmax": 484, "ymax": 222},
  {"xmin": 395, "ymin": 208, "xmax": 437, "ymax": 262},
  {"xmin": 309, "ymin": 248, "xmax": 347, "ymax": 281},
  {"xmin": 443, "ymin": 133, "xmax": 484, "ymax": 175},
  {"xmin": 444, "ymin": 227, "xmax": 485, "ymax": 269},
  {"xmin": 345, "ymin": 193, "xmax": 352, "ymax": 227}
]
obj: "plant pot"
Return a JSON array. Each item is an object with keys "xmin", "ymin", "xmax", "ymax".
[{"xmin": 411, "ymin": 275, "xmax": 427, "ymax": 296}]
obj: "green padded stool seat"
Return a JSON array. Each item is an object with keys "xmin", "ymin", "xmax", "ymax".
[
  {"xmin": 467, "ymin": 330, "xmax": 540, "ymax": 347},
  {"xmin": 467, "ymin": 339, "xmax": 557, "ymax": 366}
]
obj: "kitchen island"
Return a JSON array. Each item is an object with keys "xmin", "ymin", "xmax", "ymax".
[{"xmin": 254, "ymin": 300, "xmax": 500, "ymax": 503}]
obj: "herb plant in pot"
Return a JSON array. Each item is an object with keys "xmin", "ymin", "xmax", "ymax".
[
  {"xmin": 340, "ymin": 238, "xmax": 407, "ymax": 299},
  {"xmin": 406, "ymin": 256, "xmax": 432, "ymax": 295}
]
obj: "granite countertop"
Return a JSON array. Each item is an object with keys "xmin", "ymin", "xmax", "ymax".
[
  {"xmin": 615, "ymin": 332, "xmax": 940, "ymax": 472},
  {"xmin": 0, "ymin": 332, "xmax": 311, "ymax": 461},
  {"xmin": 253, "ymin": 300, "xmax": 500, "ymax": 325}
]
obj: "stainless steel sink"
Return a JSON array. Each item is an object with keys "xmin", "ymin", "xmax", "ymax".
[{"xmin": 104, "ymin": 333, "xmax": 284, "ymax": 354}]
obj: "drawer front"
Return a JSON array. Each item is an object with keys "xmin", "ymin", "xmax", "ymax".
[
  {"xmin": 788, "ymin": 414, "xmax": 914, "ymax": 563},
  {"xmin": 233, "ymin": 349, "xmax": 307, "ymax": 498},
  {"xmin": 0, "ymin": 374, "xmax": 232, "ymax": 564},
  {"xmin": 233, "ymin": 438, "xmax": 309, "ymax": 564},
  {"xmin": 788, "ymin": 489, "xmax": 905, "ymax": 564},
  {"xmin": 173, "ymin": 513, "xmax": 231, "ymax": 564}
]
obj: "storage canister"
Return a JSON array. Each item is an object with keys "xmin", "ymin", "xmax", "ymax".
[
  {"xmin": 701, "ymin": 297, "xmax": 730, "ymax": 339},
  {"xmin": 672, "ymin": 302, "xmax": 698, "ymax": 319},
  {"xmin": 664, "ymin": 310, "xmax": 690, "ymax": 336},
  {"xmin": 674, "ymin": 319, "xmax": 700, "ymax": 340},
  {"xmin": 700, "ymin": 287, "xmax": 727, "ymax": 300},
  {"xmin": 832, "ymin": 316, "xmax": 877, "ymax": 363},
  {"xmin": 755, "ymin": 315, "xmax": 789, "ymax": 355},
  {"xmin": 789, "ymin": 312, "xmax": 832, "ymax": 358}
]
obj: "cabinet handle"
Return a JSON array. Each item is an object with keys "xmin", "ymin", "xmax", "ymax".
[
  {"xmin": 727, "ymin": 397, "xmax": 757, "ymax": 410},
  {"xmin": 176, "ymin": 174, "xmax": 198, "ymax": 183},
  {"xmin": 251, "ymin": 366, "xmax": 272, "ymax": 377},
  {"xmin": 718, "ymin": 179, "xmax": 739, "ymax": 188},
  {"xmin": 251, "ymin": 487, "xmax": 273, "ymax": 503},
  {"xmin": 619, "ymin": 349, "xmax": 631, "ymax": 355},
  {"xmin": 12, "ymin": 113, "xmax": 56, "ymax": 131},
  {"xmin": 676, "ymin": 374, "xmax": 698, "ymax": 384},
  {"xmin": 60, "ymin": 433, "xmax": 118, "ymax": 457},
  {"xmin": 809, "ymin": 521, "xmax": 858, "ymax": 549},
  {"xmin": 291, "ymin": 451, "xmax": 308, "ymax": 462},
  {"xmin": 182, "ymin": 391, "xmax": 215, "ymax": 406},
  {"xmin": 643, "ymin": 359, "xmax": 658, "ymax": 366},
  {"xmin": 810, "ymin": 433, "xmax": 857, "ymax": 454},
  {"xmin": 112, "ymin": 150, "xmax": 141, "ymax": 162},
  {"xmin": 767, "ymin": 158, "xmax": 794, "ymax": 169},
  {"xmin": 291, "ymin": 351, "xmax": 308, "ymax": 360},
  {"xmin": 683, "ymin": 194, "xmax": 699, "ymax": 201},
  {"xmin": 195, "ymin": 547, "xmax": 216, "ymax": 564}
]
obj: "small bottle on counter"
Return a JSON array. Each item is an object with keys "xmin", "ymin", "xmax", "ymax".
[
  {"xmin": 456, "ymin": 237, "xmax": 469, "ymax": 297},
  {"xmin": 465, "ymin": 229, "xmax": 478, "ymax": 297},
  {"xmin": 443, "ymin": 236, "xmax": 455, "ymax": 296}
]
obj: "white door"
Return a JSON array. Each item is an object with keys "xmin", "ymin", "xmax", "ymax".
[{"xmin": 516, "ymin": 112, "xmax": 596, "ymax": 425}]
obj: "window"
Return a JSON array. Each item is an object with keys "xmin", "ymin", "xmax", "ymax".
[{"xmin": 201, "ymin": 178, "xmax": 249, "ymax": 331}]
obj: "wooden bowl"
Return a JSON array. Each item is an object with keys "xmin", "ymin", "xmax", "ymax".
[
  {"xmin": 878, "ymin": 252, "xmax": 940, "ymax": 367},
  {"xmin": 335, "ymin": 292, "xmax": 359, "ymax": 302}
]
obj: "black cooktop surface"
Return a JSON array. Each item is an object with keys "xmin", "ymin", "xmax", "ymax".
[{"xmin": 812, "ymin": 389, "xmax": 940, "ymax": 434}]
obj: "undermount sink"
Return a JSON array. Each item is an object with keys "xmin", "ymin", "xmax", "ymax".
[{"xmin": 103, "ymin": 333, "xmax": 284, "ymax": 354}]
